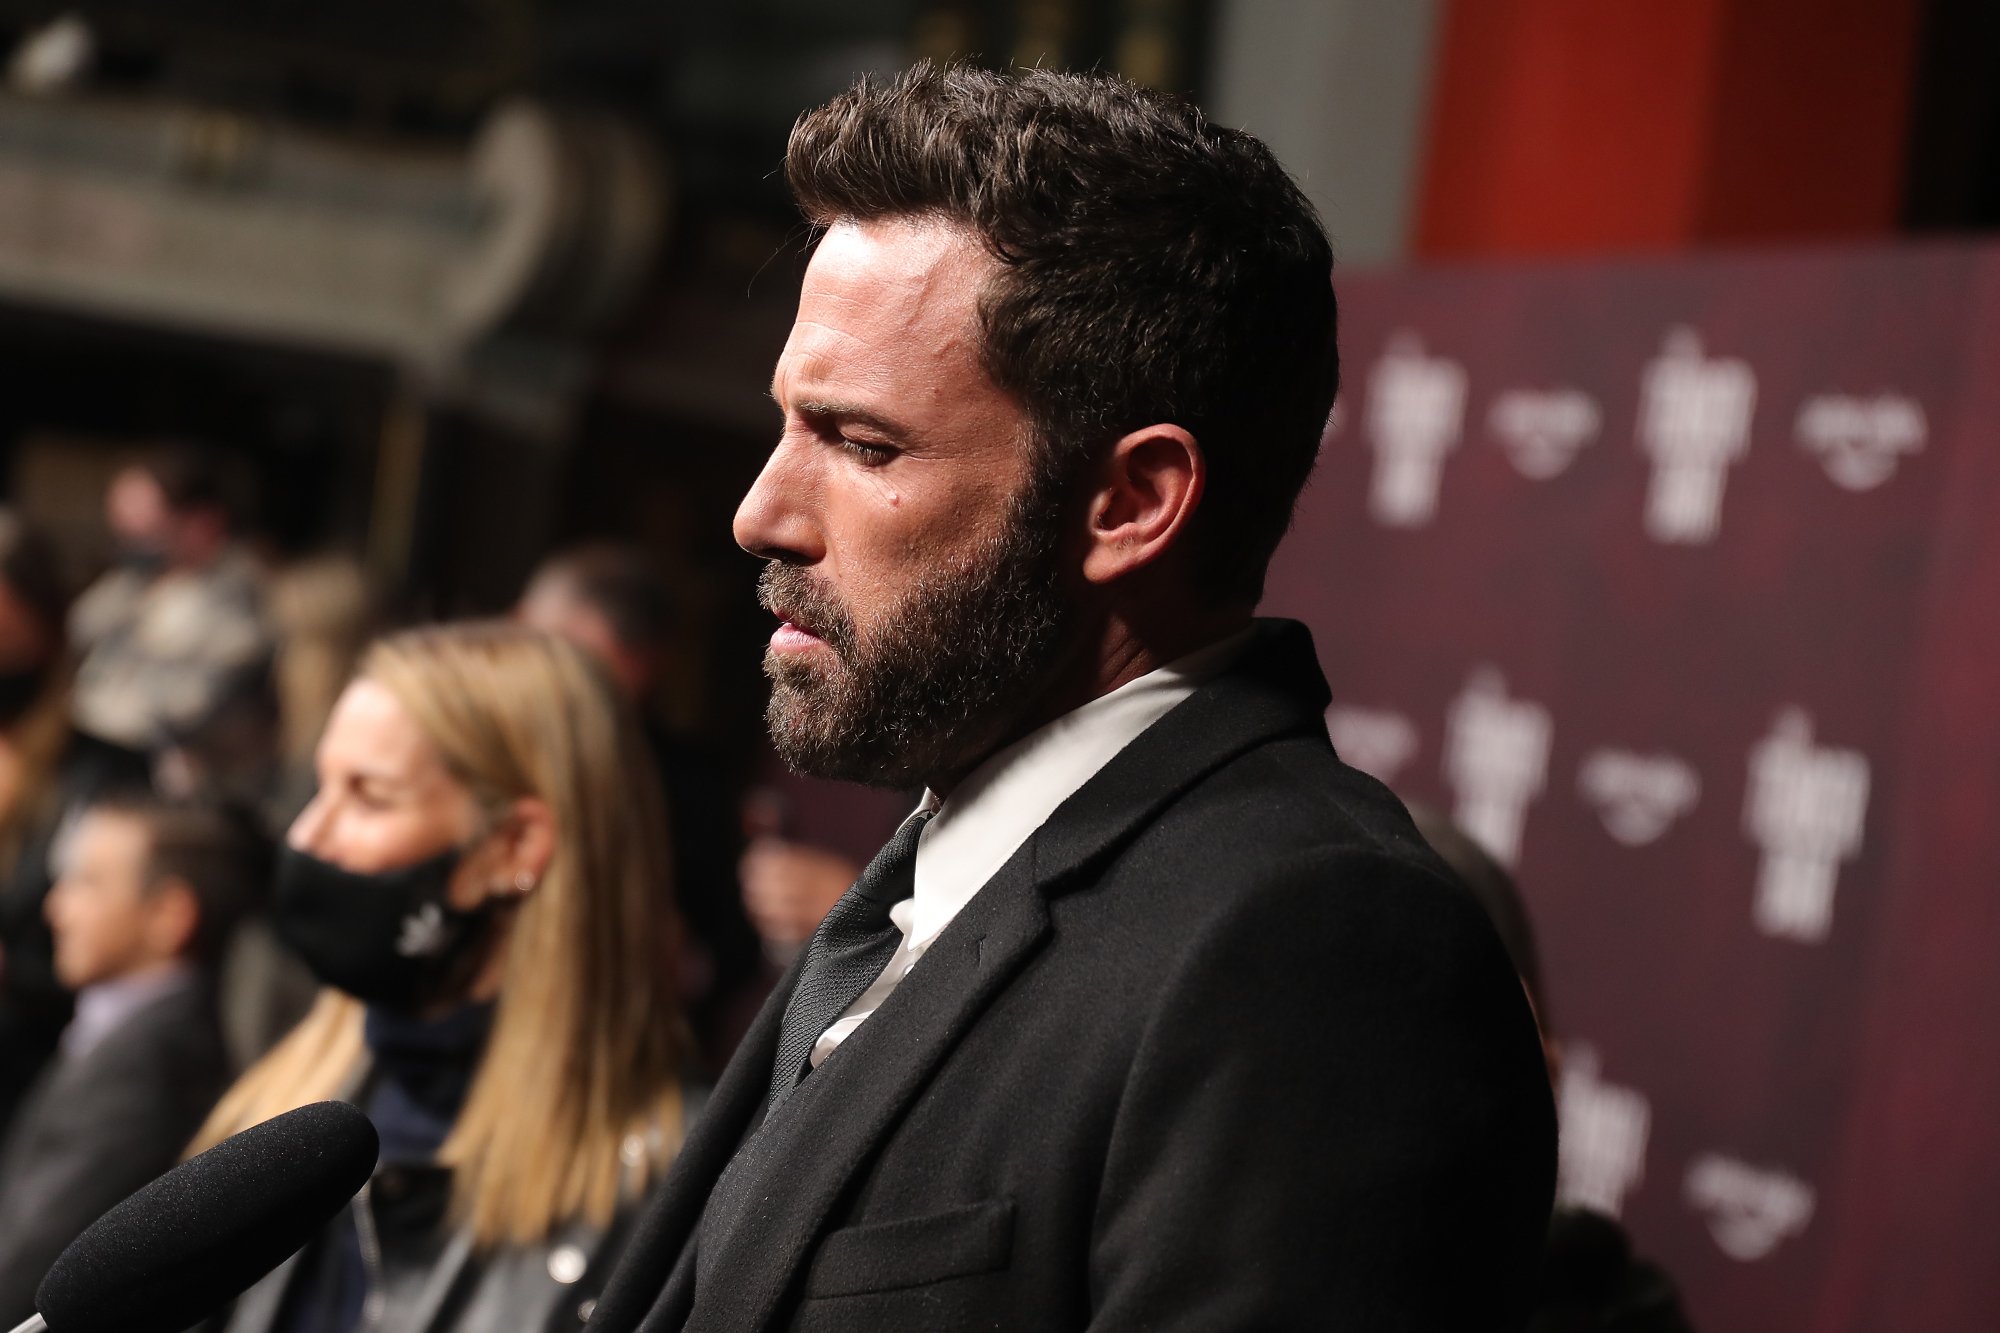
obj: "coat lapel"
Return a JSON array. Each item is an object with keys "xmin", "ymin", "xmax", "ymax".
[
  {"xmin": 1020, "ymin": 618, "xmax": 1333, "ymax": 899},
  {"xmin": 688, "ymin": 848, "xmax": 1051, "ymax": 1332},
  {"xmin": 589, "ymin": 953, "xmax": 800, "ymax": 1332}
]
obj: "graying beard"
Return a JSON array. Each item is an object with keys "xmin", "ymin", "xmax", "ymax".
[{"xmin": 761, "ymin": 503, "xmax": 1068, "ymax": 788}]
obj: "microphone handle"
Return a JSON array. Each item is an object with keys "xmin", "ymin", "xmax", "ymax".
[{"xmin": 6, "ymin": 1314, "xmax": 46, "ymax": 1333}]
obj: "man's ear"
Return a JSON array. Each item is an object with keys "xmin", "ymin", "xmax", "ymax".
[
  {"xmin": 1079, "ymin": 424, "xmax": 1205, "ymax": 586},
  {"xmin": 145, "ymin": 876, "xmax": 204, "ymax": 962}
]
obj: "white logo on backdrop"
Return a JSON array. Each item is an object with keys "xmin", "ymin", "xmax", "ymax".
[
  {"xmin": 1365, "ymin": 332, "xmax": 1467, "ymax": 528},
  {"xmin": 1796, "ymin": 394, "xmax": 1926, "ymax": 491},
  {"xmin": 1490, "ymin": 388, "xmax": 1602, "ymax": 479},
  {"xmin": 1637, "ymin": 328, "xmax": 1757, "ymax": 544},
  {"xmin": 1557, "ymin": 1045, "xmax": 1651, "ymax": 1218},
  {"xmin": 1443, "ymin": 668, "xmax": 1551, "ymax": 869},
  {"xmin": 1325, "ymin": 705, "xmax": 1420, "ymax": 784},
  {"xmin": 1743, "ymin": 709, "xmax": 1871, "ymax": 944},
  {"xmin": 1579, "ymin": 750, "xmax": 1701, "ymax": 846},
  {"xmin": 1685, "ymin": 1155, "xmax": 1816, "ymax": 1261}
]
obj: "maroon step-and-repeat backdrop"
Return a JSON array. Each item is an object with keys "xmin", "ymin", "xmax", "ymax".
[{"xmin": 1262, "ymin": 241, "xmax": 2000, "ymax": 1331}]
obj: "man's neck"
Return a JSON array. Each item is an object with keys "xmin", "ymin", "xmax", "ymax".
[
  {"xmin": 930, "ymin": 605, "xmax": 1253, "ymax": 798},
  {"xmin": 87, "ymin": 956, "xmax": 193, "ymax": 995}
]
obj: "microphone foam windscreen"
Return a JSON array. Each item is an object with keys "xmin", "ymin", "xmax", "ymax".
[{"xmin": 36, "ymin": 1100, "xmax": 379, "ymax": 1333}]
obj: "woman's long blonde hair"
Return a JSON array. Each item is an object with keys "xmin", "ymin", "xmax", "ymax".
[{"xmin": 194, "ymin": 622, "xmax": 691, "ymax": 1247}]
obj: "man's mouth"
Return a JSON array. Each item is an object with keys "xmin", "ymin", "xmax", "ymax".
[
  {"xmin": 758, "ymin": 564, "xmax": 846, "ymax": 658},
  {"xmin": 768, "ymin": 608, "xmax": 828, "ymax": 653}
]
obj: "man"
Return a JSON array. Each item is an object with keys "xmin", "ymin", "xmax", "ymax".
[
  {"xmin": 69, "ymin": 444, "xmax": 276, "ymax": 800},
  {"xmin": 0, "ymin": 795, "xmax": 256, "ymax": 1322},
  {"xmin": 0, "ymin": 509, "xmax": 152, "ymax": 1137},
  {"xmin": 1410, "ymin": 809, "xmax": 1694, "ymax": 1333},
  {"xmin": 595, "ymin": 63, "xmax": 1555, "ymax": 1331},
  {"xmin": 518, "ymin": 543, "xmax": 764, "ymax": 1059}
]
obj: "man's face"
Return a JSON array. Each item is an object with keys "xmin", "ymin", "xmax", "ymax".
[
  {"xmin": 517, "ymin": 580, "xmax": 648, "ymax": 702},
  {"xmin": 735, "ymin": 219, "xmax": 1073, "ymax": 787},
  {"xmin": 45, "ymin": 810, "xmax": 167, "ymax": 989},
  {"xmin": 105, "ymin": 467, "xmax": 175, "ymax": 560}
]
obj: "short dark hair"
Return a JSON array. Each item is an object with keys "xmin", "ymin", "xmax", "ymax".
[
  {"xmin": 529, "ymin": 543, "xmax": 676, "ymax": 652},
  {"xmin": 135, "ymin": 442, "xmax": 231, "ymax": 517},
  {"xmin": 0, "ymin": 507, "xmax": 71, "ymax": 642},
  {"xmin": 786, "ymin": 63, "xmax": 1339, "ymax": 605},
  {"xmin": 85, "ymin": 793, "xmax": 268, "ymax": 965}
]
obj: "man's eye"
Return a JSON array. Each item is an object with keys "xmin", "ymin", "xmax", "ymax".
[{"xmin": 838, "ymin": 437, "xmax": 896, "ymax": 463}]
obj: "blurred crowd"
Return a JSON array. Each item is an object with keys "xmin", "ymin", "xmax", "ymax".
[
  {"xmin": 0, "ymin": 439, "xmax": 1691, "ymax": 1332},
  {"xmin": 0, "ymin": 441, "xmax": 845, "ymax": 1324}
]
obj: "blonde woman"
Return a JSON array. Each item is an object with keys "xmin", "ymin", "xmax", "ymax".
[{"xmin": 194, "ymin": 622, "xmax": 695, "ymax": 1333}]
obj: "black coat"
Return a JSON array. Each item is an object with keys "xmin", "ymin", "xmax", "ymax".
[
  {"xmin": 592, "ymin": 621, "xmax": 1557, "ymax": 1332},
  {"xmin": 0, "ymin": 974, "xmax": 229, "ymax": 1324}
]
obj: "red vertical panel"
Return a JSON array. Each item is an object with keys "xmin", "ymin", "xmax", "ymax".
[
  {"xmin": 1415, "ymin": 0, "xmax": 1727, "ymax": 255},
  {"xmin": 1414, "ymin": 0, "xmax": 1921, "ymax": 256},
  {"xmin": 1699, "ymin": 0, "xmax": 1921, "ymax": 240}
]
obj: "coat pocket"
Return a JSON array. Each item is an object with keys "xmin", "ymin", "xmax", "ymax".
[{"xmin": 803, "ymin": 1198, "xmax": 1015, "ymax": 1299}]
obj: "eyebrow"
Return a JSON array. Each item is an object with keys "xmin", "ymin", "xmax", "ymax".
[
  {"xmin": 769, "ymin": 387, "xmax": 915, "ymax": 441},
  {"xmin": 314, "ymin": 760, "xmax": 414, "ymax": 791}
]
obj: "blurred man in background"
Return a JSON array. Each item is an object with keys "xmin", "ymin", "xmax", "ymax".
[
  {"xmin": 1412, "ymin": 807, "xmax": 1694, "ymax": 1333},
  {"xmin": 0, "ymin": 510, "xmax": 151, "ymax": 1137},
  {"xmin": 69, "ymin": 443, "xmax": 276, "ymax": 802},
  {"xmin": 518, "ymin": 542, "xmax": 763, "ymax": 1061},
  {"xmin": 735, "ymin": 829, "xmax": 856, "ymax": 957},
  {"xmin": 0, "ymin": 795, "xmax": 259, "ymax": 1323}
]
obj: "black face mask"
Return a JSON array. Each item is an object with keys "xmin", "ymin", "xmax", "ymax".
[{"xmin": 272, "ymin": 844, "xmax": 496, "ymax": 1014}]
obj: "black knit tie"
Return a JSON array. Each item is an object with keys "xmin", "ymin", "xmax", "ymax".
[{"xmin": 766, "ymin": 810, "xmax": 933, "ymax": 1109}]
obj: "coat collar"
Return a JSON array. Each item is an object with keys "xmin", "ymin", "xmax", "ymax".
[
  {"xmin": 595, "ymin": 618, "xmax": 1334, "ymax": 1332},
  {"xmin": 1019, "ymin": 617, "xmax": 1331, "ymax": 898},
  {"xmin": 587, "ymin": 950, "xmax": 803, "ymax": 1331}
]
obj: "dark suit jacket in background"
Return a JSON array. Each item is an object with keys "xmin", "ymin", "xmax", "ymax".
[
  {"xmin": 0, "ymin": 974, "xmax": 229, "ymax": 1323},
  {"xmin": 591, "ymin": 620, "xmax": 1557, "ymax": 1332}
]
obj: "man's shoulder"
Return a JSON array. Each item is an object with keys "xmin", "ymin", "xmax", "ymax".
[
  {"xmin": 79, "ymin": 983, "xmax": 229, "ymax": 1088},
  {"xmin": 1134, "ymin": 729, "xmax": 1445, "ymax": 885},
  {"xmin": 13, "ymin": 993, "xmax": 228, "ymax": 1178},
  {"xmin": 1098, "ymin": 617, "xmax": 1437, "ymax": 876},
  {"xmin": 1055, "ymin": 730, "xmax": 1479, "ymax": 977}
]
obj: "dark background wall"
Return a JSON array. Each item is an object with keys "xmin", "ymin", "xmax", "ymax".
[{"xmin": 1264, "ymin": 242, "xmax": 2000, "ymax": 1331}]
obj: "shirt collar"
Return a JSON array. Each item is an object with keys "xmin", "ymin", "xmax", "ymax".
[
  {"xmin": 905, "ymin": 629, "xmax": 1250, "ymax": 949},
  {"xmin": 63, "ymin": 962, "xmax": 196, "ymax": 1062}
]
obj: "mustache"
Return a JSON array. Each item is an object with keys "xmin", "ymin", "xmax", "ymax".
[{"xmin": 757, "ymin": 563, "xmax": 857, "ymax": 656}]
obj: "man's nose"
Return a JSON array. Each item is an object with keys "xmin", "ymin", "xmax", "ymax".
[{"xmin": 734, "ymin": 440, "xmax": 823, "ymax": 564}]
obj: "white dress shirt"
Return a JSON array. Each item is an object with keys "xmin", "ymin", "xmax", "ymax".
[{"xmin": 809, "ymin": 630, "xmax": 1249, "ymax": 1067}]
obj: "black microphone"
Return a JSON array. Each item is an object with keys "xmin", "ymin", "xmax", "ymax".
[{"xmin": 12, "ymin": 1101, "xmax": 378, "ymax": 1333}]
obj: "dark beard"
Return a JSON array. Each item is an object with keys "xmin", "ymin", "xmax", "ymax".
[{"xmin": 758, "ymin": 487, "xmax": 1072, "ymax": 788}]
